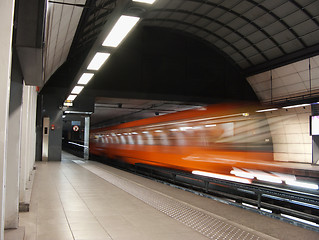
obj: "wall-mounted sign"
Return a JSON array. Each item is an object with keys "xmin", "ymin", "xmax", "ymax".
[
  {"xmin": 72, "ymin": 120, "xmax": 81, "ymax": 126},
  {"xmin": 73, "ymin": 125, "xmax": 79, "ymax": 132}
]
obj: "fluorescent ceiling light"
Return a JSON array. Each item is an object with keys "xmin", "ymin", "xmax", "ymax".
[
  {"xmin": 77, "ymin": 73, "xmax": 94, "ymax": 85},
  {"xmin": 102, "ymin": 15, "xmax": 140, "ymax": 47},
  {"xmin": 63, "ymin": 102, "xmax": 73, "ymax": 107},
  {"xmin": 66, "ymin": 95, "xmax": 77, "ymax": 101},
  {"xmin": 256, "ymin": 108, "xmax": 278, "ymax": 113},
  {"xmin": 133, "ymin": 0, "xmax": 156, "ymax": 4},
  {"xmin": 87, "ymin": 52, "xmax": 110, "ymax": 70},
  {"xmin": 283, "ymin": 103, "xmax": 310, "ymax": 109},
  {"xmin": 71, "ymin": 86, "xmax": 84, "ymax": 94}
]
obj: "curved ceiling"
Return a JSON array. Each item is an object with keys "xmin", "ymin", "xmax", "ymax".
[
  {"xmin": 141, "ymin": 0, "xmax": 319, "ymax": 74},
  {"xmin": 64, "ymin": 0, "xmax": 319, "ymax": 78},
  {"xmin": 41, "ymin": 0, "xmax": 319, "ymax": 126}
]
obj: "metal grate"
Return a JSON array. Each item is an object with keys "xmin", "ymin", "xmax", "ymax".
[{"xmin": 73, "ymin": 161, "xmax": 272, "ymax": 240}]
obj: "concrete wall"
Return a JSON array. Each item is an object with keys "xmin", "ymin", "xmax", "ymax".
[{"xmin": 247, "ymin": 56, "xmax": 318, "ymax": 163}]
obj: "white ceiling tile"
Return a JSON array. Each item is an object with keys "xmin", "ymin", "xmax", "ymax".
[
  {"xmin": 292, "ymin": 59, "xmax": 308, "ymax": 72},
  {"xmin": 285, "ymin": 82, "xmax": 306, "ymax": 94},
  {"xmin": 280, "ymin": 73, "xmax": 302, "ymax": 85},
  {"xmin": 311, "ymin": 66, "xmax": 319, "ymax": 79},
  {"xmin": 75, "ymin": 0, "xmax": 86, "ymax": 4},
  {"xmin": 255, "ymin": 80, "xmax": 271, "ymax": 92},
  {"xmin": 257, "ymin": 89, "xmax": 271, "ymax": 102},
  {"xmin": 272, "ymin": 64, "xmax": 296, "ymax": 78},
  {"xmin": 272, "ymin": 78, "xmax": 285, "ymax": 88},
  {"xmin": 299, "ymin": 70, "xmax": 310, "ymax": 82},
  {"xmin": 272, "ymin": 87, "xmax": 289, "ymax": 98},
  {"xmin": 311, "ymin": 55, "xmax": 319, "ymax": 67},
  {"xmin": 310, "ymin": 76, "xmax": 319, "ymax": 89}
]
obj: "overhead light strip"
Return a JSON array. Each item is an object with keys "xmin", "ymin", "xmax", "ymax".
[
  {"xmin": 71, "ymin": 86, "xmax": 84, "ymax": 95},
  {"xmin": 256, "ymin": 108, "xmax": 278, "ymax": 113},
  {"xmin": 87, "ymin": 52, "xmax": 110, "ymax": 70},
  {"xmin": 66, "ymin": 94, "xmax": 77, "ymax": 101},
  {"xmin": 133, "ymin": 0, "xmax": 156, "ymax": 4},
  {"xmin": 77, "ymin": 73, "xmax": 94, "ymax": 85},
  {"xmin": 283, "ymin": 103, "xmax": 310, "ymax": 109},
  {"xmin": 102, "ymin": 15, "xmax": 140, "ymax": 48}
]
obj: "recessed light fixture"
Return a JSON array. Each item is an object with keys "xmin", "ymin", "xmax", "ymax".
[
  {"xmin": 66, "ymin": 95, "xmax": 77, "ymax": 101},
  {"xmin": 102, "ymin": 15, "xmax": 140, "ymax": 48},
  {"xmin": 283, "ymin": 103, "xmax": 310, "ymax": 109},
  {"xmin": 256, "ymin": 108, "xmax": 278, "ymax": 113},
  {"xmin": 71, "ymin": 86, "xmax": 84, "ymax": 95},
  {"xmin": 77, "ymin": 73, "xmax": 94, "ymax": 85},
  {"xmin": 63, "ymin": 102, "xmax": 73, "ymax": 107},
  {"xmin": 87, "ymin": 52, "xmax": 110, "ymax": 70},
  {"xmin": 133, "ymin": 0, "xmax": 156, "ymax": 4}
]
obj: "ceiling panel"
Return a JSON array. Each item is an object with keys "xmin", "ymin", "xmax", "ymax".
[{"xmin": 44, "ymin": 0, "xmax": 85, "ymax": 82}]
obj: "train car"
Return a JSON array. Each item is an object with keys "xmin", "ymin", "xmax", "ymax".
[{"xmin": 90, "ymin": 103, "xmax": 296, "ymax": 183}]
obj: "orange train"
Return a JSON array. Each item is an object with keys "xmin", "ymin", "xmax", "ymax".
[{"xmin": 90, "ymin": 102, "xmax": 302, "ymax": 184}]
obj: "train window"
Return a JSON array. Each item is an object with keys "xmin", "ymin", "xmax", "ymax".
[
  {"xmin": 127, "ymin": 135, "xmax": 134, "ymax": 144},
  {"xmin": 120, "ymin": 135, "xmax": 126, "ymax": 144},
  {"xmin": 137, "ymin": 135, "xmax": 143, "ymax": 145}
]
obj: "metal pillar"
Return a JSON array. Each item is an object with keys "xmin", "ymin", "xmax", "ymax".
[
  {"xmin": 42, "ymin": 117, "xmax": 50, "ymax": 161},
  {"xmin": 84, "ymin": 116, "xmax": 90, "ymax": 160}
]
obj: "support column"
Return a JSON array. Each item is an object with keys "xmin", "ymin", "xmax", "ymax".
[
  {"xmin": 84, "ymin": 116, "xmax": 90, "ymax": 160},
  {"xmin": 19, "ymin": 85, "xmax": 37, "ymax": 208},
  {"xmin": 5, "ymin": 55, "xmax": 23, "ymax": 229},
  {"xmin": 0, "ymin": 0, "xmax": 15, "ymax": 238}
]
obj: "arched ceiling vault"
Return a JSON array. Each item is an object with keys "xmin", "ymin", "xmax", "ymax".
[
  {"xmin": 38, "ymin": 0, "xmax": 319, "ymax": 126},
  {"xmin": 45, "ymin": 0, "xmax": 319, "ymax": 86},
  {"xmin": 139, "ymin": 0, "xmax": 319, "ymax": 74}
]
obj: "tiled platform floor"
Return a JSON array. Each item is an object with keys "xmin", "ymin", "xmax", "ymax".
[{"xmin": 19, "ymin": 152, "xmax": 319, "ymax": 240}]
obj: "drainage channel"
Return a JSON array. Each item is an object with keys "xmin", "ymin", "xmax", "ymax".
[{"xmin": 73, "ymin": 160, "xmax": 276, "ymax": 240}]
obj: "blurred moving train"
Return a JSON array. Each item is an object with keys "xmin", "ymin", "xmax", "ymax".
[{"xmin": 90, "ymin": 103, "xmax": 318, "ymax": 190}]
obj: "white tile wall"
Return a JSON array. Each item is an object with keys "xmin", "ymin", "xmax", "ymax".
[
  {"xmin": 247, "ymin": 55, "xmax": 319, "ymax": 103},
  {"xmin": 264, "ymin": 107, "xmax": 312, "ymax": 163},
  {"xmin": 247, "ymin": 56, "xmax": 319, "ymax": 163}
]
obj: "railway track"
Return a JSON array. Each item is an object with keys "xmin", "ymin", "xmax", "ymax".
[{"xmin": 132, "ymin": 163, "xmax": 319, "ymax": 232}]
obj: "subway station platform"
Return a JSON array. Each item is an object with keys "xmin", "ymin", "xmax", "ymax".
[{"xmin": 19, "ymin": 152, "xmax": 319, "ymax": 240}]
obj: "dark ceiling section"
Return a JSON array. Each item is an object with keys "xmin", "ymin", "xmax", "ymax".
[
  {"xmin": 80, "ymin": 26, "xmax": 257, "ymax": 103},
  {"xmin": 142, "ymin": 0, "xmax": 319, "ymax": 76},
  {"xmin": 68, "ymin": 0, "xmax": 117, "ymax": 61}
]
